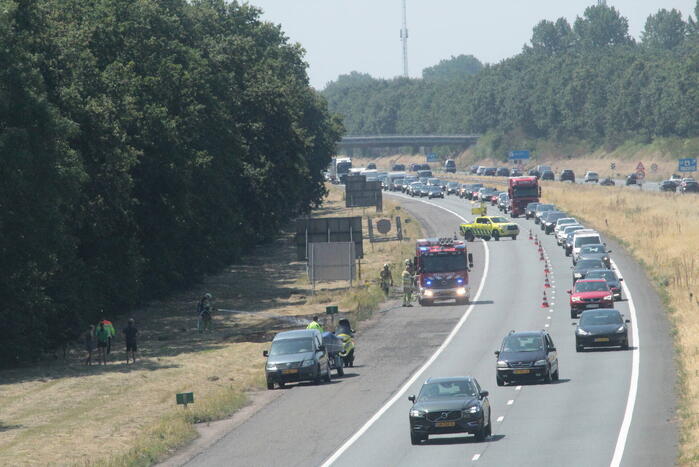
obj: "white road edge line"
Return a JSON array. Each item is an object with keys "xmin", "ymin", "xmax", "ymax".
[
  {"xmin": 609, "ymin": 258, "xmax": 640, "ymax": 467},
  {"xmin": 496, "ymin": 416, "xmax": 504, "ymax": 423},
  {"xmin": 472, "ymin": 454, "xmax": 481, "ymax": 461},
  {"xmin": 319, "ymin": 195, "xmax": 490, "ymax": 467}
]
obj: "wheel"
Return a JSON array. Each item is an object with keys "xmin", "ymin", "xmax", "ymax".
[
  {"xmin": 483, "ymin": 236, "xmax": 491, "ymax": 241},
  {"xmin": 456, "ymin": 297, "xmax": 468, "ymax": 305},
  {"xmin": 621, "ymin": 341, "xmax": 629, "ymax": 350},
  {"xmin": 419, "ymin": 299, "xmax": 432, "ymax": 306},
  {"xmin": 485, "ymin": 415, "xmax": 492, "ymax": 437},
  {"xmin": 544, "ymin": 367, "xmax": 552, "ymax": 383},
  {"xmin": 492, "ymin": 231, "xmax": 500, "ymax": 241},
  {"xmin": 565, "ymin": 249, "xmax": 571, "ymax": 257},
  {"xmin": 570, "ymin": 310, "xmax": 577, "ymax": 319},
  {"xmin": 278, "ymin": 381, "xmax": 286, "ymax": 389},
  {"xmin": 314, "ymin": 365, "xmax": 323, "ymax": 385},
  {"xmin": 496, "ymin": 375, "xmax": 505, "ymax": 387},
  {"xmin": 267, "ymin": 381, "xmax": 274, "ymax": 390},
  {"xmin": 410, "ymin": 431, "xmax": 424, "ymax": 445},
  {"xmin": 576, "ymin": 345, "xmax": 583, "ymax": 352},
  {"xmin": 464, "ymin": 231, "xmax": 475, "ymax": 242},
  {"xmin": 324, "ymin": 363, "xmax": 332, "ymax": 383},
  {"xmin": 474, "ymin": 425, "xmax": 487, "ymax": 442},
  {"xmin": 511, "ymin": 235, "xmax": 517, "ymax": 240},
  {"xmin": 336, "ymin": 361, "xmax": 344, "ymax": 377},
  {"xmin": 552, "ymin": 368, "xmax": 559, "ymax": 381}
]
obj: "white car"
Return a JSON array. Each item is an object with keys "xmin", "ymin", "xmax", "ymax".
[
  {"xmin": 557, "ymin": 224, "xmax": 584, "ymax": 246},
  {"xmin": 584, "ymin": 171, "xmax": 599, "ymax": 183},
  {"xmin": 571, "ymin": 231, "xmax": 603, "ymax": 262},
  {"xmin": 553, "ymin": 218, "xmax": 577, "ymax": 235}
]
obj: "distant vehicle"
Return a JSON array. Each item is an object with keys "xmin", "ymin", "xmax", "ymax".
[
  {"xmin": 584, "ymin": 171, "xmax": 599, "ymax": 183},
  {"xmin": 414, "ymin": 237, "xmax": 473, "ymax": 305},
  {"xmin": 419, "ymin": 185, "xmax": 431, "ymax": 197},
  {"xmin": 574, "ymin": 308, "xmax": 630, "ymax": 352},
  {"xmin": 540, "ymin": 170, "xmax": 555, "ymax": 181},
  {"xmin": 680, "ymin": 181, "xmax": 699, "ymax": 193},
  {"xmin": 408, "ymin": 376, "xmax": 491, "ymax": 445},
  {"xmin": 407, "ymin": 182, "xmax": 424, "ymax": 197},
  {"xmin": 392, "ymin": 163, "xmax": 406, "ymax": 172},
  {"xmin": 559, "ymin": 169, "xmax": 575, "ymax": 183},
  {"xmin": 496, "ymin": 167, "xmax": 510, "ymax": 177},
  {"xmin": 525, "ymin": 202, "xmax": 540, "ymax": 220},
  {"xmin": 542, "ymin": 212, "xmax": 567, "ymax": 234},
  {"xmin": 366, "ymin": 162, "xmax": 377, "ymax": 170},
  {"xmin": 572, "ymin": 258, "xmax": 606, "ymax": 283},
  {"xmin": 410, "ymin": 163, "xmax": 421, "ymax": 172},
  {"xmin": 535, "ymin": 165, "xmax": 552, "ymax": 174},
  {"xmin": 484, "ymin": 167, "xmax": 497, "ymax": 176},
  {"xmin": 497, "ymin": 193, "xmax": 509, "ymax": 212},
  {"xmin": 600, "ymin": 177, "xmax": 615, "ymax": 186},
  {"xmin": 328, "ymin": 157, "xmax": 352, "ymax": 183},
  {"xmin": 510, "ymin": 168, "xmax": 523, "ymax": 176},
  {"xmin": 571, "ymin": 231, "xmax": 603, "ymax": 259},
  {"xmin": 470, "ymin": 165, "xmax": 480, "ymax": 174},
  {"xmin": 557, "ymin": 224, "xmax": 584, "ymax": 246},
  {"xmin": 660, "ymin": 180, "xmax": 677, "ymax": 192},
  {"xmin": 567, "ymin": 279, "xmax": 613, "ymax": 319},
  {"xmin": 495, "ymin": 330, "xmax": 559, "ymax": 386},
  {"xmin": 669, "ymin": 174, "xmax": 682, "ymax": 185},
  {"xmin": 446, "ymin": 181, "xmax": 461, "ymax": 195},
  {"xmin": 417, "ymin": 169, "xmax": 433, "ymax": 179},
  {"xmin": 576, "ymin": 243, "xmax": 611, "ymax": 268},
  {"xmin": 476, "ymin": 166, "xmax": 487, "ymax": 175},
  {"xmin": 444, "ymin": 159, "xmax": 456, "ymax": 173},
  {"xmin": 477, "ymin": 187, "xmax": 498, "ymax": 202},
  {"xmin": 585, "ymin": 269, "xmax": 623, "ymax": 301},
  {"xmin": 427, "ymin": 178, "xmax": 442, "ymax": 187},
  {"xmin": 419, "ymin": 163, "xmax": 431, "ymax": 171},
  {"xmin": 427, "ymin": 185, "xmax": 444, "ymax": 199},
  {"xmin": 626, "ymin": 173, "xmax": 638, "ymax": 185},
  {"xmin": 508, "ymin": 177, "xmax": 540, "ymax": 218},
  {"xmin": 263, "ymin": 329, "xmax": 331, "ymax": 389},
  {"xmin": 534, "ymin": 204, "xmax": 555, "ymax": 224},
  {"xmin": 528, "ymin": 169, "xmax": 541, "ymax": 179},
  {"xmin": 553, "ymin": 218, "xmax": 577, "ymax": 236}
]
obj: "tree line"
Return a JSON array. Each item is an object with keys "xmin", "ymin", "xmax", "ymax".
[
  {"xmin": 0, "ymin": 0, "xmax": 342, "ymax": 367},
  {"xmin": 323, "ymin": 3, "xmax": 699, "ymax": 154}
]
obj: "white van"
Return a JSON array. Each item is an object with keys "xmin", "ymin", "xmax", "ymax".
[{"xmin": 572, "ymin": 231, "xmax": 603, "ymax": 261}]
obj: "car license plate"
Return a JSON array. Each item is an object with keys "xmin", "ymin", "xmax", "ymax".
[
  {"xmin": 282, "ymin": 369, "xmax": 298, "ymax": 374},
  {"xmin": 435, "ymin": 421, "xmax": 456, "ymax": 428},
  {"xmin": 513, "ymin": 369, "xmax": 530, "ymax": 375},
  {"xmin": 594, "ymin": 337, "xmax": 610, "ymax": 343},
  {"xmin": 585, "ymin": 304, "xmax": 599, "ymax": 308}
]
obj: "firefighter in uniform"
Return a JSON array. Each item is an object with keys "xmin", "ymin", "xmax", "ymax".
[
  {"xmin": 405, "ymin": 258, "xmax": 414, "ymax": 275},
  {"xmin": 379, "ymin": 264, "xmax": 393, "ymax": 297},
  {"xmin": 402, "ymin": 265, "xmax": 415, "ymax": 307}
]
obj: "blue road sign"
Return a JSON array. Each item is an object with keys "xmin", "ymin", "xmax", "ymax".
[
  {"xmin": 679, "ymin": 158, "xmax": 697, "ymax": 172},
  {"xmin": 509, "ymin": 150, "xmax": 531, "ymax": 160},
  {"xmin": 426, "ymin": 153, "xmax": 439, "ymax": 162}
]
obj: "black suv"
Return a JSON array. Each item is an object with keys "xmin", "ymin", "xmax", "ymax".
[
  {"xmin": 559, "ymin": 169, "xmax": 575, "ymax": 183},
  {"xmin": 495, "ymin": 331, "xmax": 559, "ymax": 386},
  {"xmin": 408, "ymin": 376, "xmax": 491, "ymax": 444},
  {"xmin": 540, "ymin": 170, "xmax": 555, "ymax": 181}
]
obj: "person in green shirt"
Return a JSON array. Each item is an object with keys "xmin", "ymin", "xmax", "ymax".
[{"xmin": 95, "ymin": 322, "xmax": 110, "ymax": 365}]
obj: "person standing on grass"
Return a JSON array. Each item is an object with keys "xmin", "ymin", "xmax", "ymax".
[
  {"xmin": 123, "ymin": 319, "xmax": 138, "ymax": 364},
  {"xmin": 95, "ymin": 322, "xmax": 110, "ymax": 365},
  {"xmin": 197, "ymin": 293, "xmax": 213, "ymax": 333},
  {"xmin": 84, "ymin": 325, "xmax": 96, "ymax": 366},
  {"xmin": 98, "ymin": 316, "xmax": 116, "ymax": 354}
]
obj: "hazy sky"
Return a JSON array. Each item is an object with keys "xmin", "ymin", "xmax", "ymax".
[{"xmin": 248, "ymin": 1, "xmax": 697, "ymax": 89}]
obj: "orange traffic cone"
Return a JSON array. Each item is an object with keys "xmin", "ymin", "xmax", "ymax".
[
  {"xmin": 544, "ymin": 274, "xmax": 551, "ymax": 288},
  {"xmin": 540, "ymin": 250, "xmax": 545, "ymax": 261},
  {"xmin": 534, "ymin": 235, "xmax": 539, "ymax": 246},
  {"xmin": 541, "ymin": 291, "xmax": 549, "ymax": 308},
  {"xmin": 544, "ymin": 262, "xmax": 550, "ymax": 274},
  {"xmin": 529, "ymin": 229, "xmax": 533, "ymax": 240}
]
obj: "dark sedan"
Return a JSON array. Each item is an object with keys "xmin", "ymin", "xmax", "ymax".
[
  {"xmin": 574, "ymin": 308, "xmax": 630, "ymax": 351},
  {"xmin": 585, "ymin": 269, "xmax": 623, "ymax": 301},
  {"xmin": 496, "ymin": 167, "xmax": 510, "ymax": 177},
  {"xmin": 495, "ymin": 330, "xmax": 559, "ymax": 386},
  {"xmin": 576, "ymin": 243, "xmax": 612, "ymax": 268},
  {"xmin": 559, "ymin": 169, "xmax": 575, "ymax": 183},
  {"xmin": 534, "ymin": 204, "xmax": 555, "ymax": 224},
  {"xmin": 660, "ymin": 180, "xmax": 677, "ymax": 192},
  {"xmin": 543, "ymin": 212, "xmax": 567, "ymax": 234},
  {"xmin": 626, "ymin": 173, "xmax": 637, "ymax": 185},
  {"xmin": 541, "ymin": 170, "xmax": 555, "ymax": 181},
  {"xmin": 525, "ymin": 202, "xmax": 540, "ymax": 219},
  {"xmin": 681, "ymin": 181, "xmax": 699, "ymax": 193},
  {"xmin": 600, "ymin": 177, "xmax": 616, "ymax": 186},
  {"xmin": 572, "ymin": 258, "xmax": 606, "ymax": 283},
  {"xmin": 408, "ymin": 377, "xmax": 491, "ymax": 444}
]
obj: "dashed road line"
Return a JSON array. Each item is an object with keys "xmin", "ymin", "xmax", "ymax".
[
  {"xmin": 507, "ymin": 400, "xmax": 514, "ymax": 405},
  {"xmin": 472, "ymin": 454, "xmax": 481, "ymax": 461},
  {"xmin": 496, "ymin": 416, "xmax": 504, "ymax": 423}
]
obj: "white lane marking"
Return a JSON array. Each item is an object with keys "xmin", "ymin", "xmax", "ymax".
[
  {"xmin": 544, "ymin": 324, "xmax": 550, "ymax": 328},
  {"xmin": 507, "ymin": 400, "xmax": 514, "ymax": 405},
  {"xmin": 472, "ymin": 454, "xmax": 481, "ymax": 461},
  {"xmin": 609, "ymin": 258, "xmax": 640, "ymax": 467},
  {"xmin": 515, "ymin": 386, "xmax": 522, "ymax": 391},
  {"xmin": 496, "ymin": 416, "xmax": 504, "ymax": 423},
  {"xmin": 320, "ymin": 195, "xmax": 491, "ymax": 467},
  {"xmin": 547, "ymin": 316, "xmax": 552, "ymax": 320}
]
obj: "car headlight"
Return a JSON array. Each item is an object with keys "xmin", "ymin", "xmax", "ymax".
[
  {"xmin": 424, "ymin": 290, "xmax": 434, "ymax": 297},
  {"xmin": 497, "ymin": 360, "xmax": 508, "ymax": 368},
  {"xmin": 574, "ymin": 272, "xmax": 582, "ymax": 278},
  {"xmin": 534, "ymin": 359, "xmax": 547, "ymax": 366},
  {"xmin": 266, "ymin": 363, "xmax": 277, "ymax": 371},
  {"xmin": 603, "ymin": 294, "xmax": 612, "ymax": 301},
  {"xmin": 463, "ymin": 406, "xmax": 480, "ymax": 415},
  {"xmin": 410, "ymin": 409, "xmax": 426, "ymax": 418},
  {"xmin": 456, "ymin": 287, "xmax": 466, "ymax": 296},
  {"xmin": 616, "ymin": 325, "xmax": 626, "ymax": 333},
  {"xmin": 576, "ymin": 328, "xmax": 591, "ymax": 336},
  {"xmin": 301, "ymin": 360, "xmax": 315, "ymax": 367},
  {"xmin": 603, "ymin": 256, "xmax": 609, "ymax": 262},
  {"xmin": 571, "ymin": 296, "xmax": 582, "ymax": 302}
]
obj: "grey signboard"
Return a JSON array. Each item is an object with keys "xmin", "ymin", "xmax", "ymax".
[
  {"xmin": 295, "ymin": 216, "xmax": 363, "ymax": 260},
  {"xmin": 345, "ymin": 175, "xmax": 382, "ymax": 210},
  {"xmin": 309, "ymin": 242, "xmax": 356, "ymax": 283}
]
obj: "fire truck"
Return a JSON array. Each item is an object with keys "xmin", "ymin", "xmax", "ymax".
[
  {"xmin": 413, "ymin": 238, "xmax": 474, "ymax": 306},
  {"xmin": 508, "ymin": 176, "xmax": 541, "ymax": 217}
]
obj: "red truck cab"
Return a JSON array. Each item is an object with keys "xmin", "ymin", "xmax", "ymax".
[
  {"xmin": 414, "ymin": 238, "xmax": 473, "ymax": 306},
  {"xmin": 508, "ymin": 176, "xmax": 540, "ymax": 217}
]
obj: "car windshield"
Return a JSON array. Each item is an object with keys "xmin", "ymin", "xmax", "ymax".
[
  {"xmin": 490, "ymin": 217, "xmax": 509, "ymax": 223},
  {"xmin": 536, "ymin": 204, "xmax": 554, "ymax": 213},
  {"xmin": 526, "ymin": 203, "xmax": 540, "ymax": 210},
  {"xmin": 269, "ymin": 338, "xmax": 314, "ymax": 356},
  {"xmin": 417, "ymin": 380, "xmax": 478, "ymax": 402},
  {"xmin": 577, "ymin": 259, "xmax": 605, "ymax": 269},
  {"xmin": 563, "ymin": 226, "xmax": 583, "ymax": 234},
  {"xmin": 587, "ymin": 270, "xmax": 616, "ymax": 281},
  {"xmin": 580, "ymin": 310, "xmax": 622, "ymax": 326},
  {"xmin": 513, "ymin": 186, "xmax": 539, "ymax": 197},
  {"xmin": 581, "ymin": 245, "xmax": 605, "ymax": 254},
  {"xmin": 575, "ymin": 236, "xmax": 601, "ymax": 247},
  {"xmin": 502, "ymin": 335, "xmax": 543, "ymax": 352},
  {"xmin": 575, "ymin": 281, "xmax": 609, "ymax": 292},
  {"xmin": 557, "ymin": 219, "xmax": 575, "ymax": 226},
  {"xmin": 429, "ymin": 186, "xmax": 441, "ymax": 191},
  {"xmin": 587, "ymin": 172, "xmax": 598, "ymax": 177},
  {"xmin": 448, "ymin": 182, "xmax": 459, "ymax": 187},
  {"xmin": 421, "ymin": 254, "xmax": 467, "ymax": 273}
]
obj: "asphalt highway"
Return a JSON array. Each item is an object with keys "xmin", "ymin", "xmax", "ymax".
[{"xmin": 181, "ymin": 192, "xmax": 676, "ymax": 467}]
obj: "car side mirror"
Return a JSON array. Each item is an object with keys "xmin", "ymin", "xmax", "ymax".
[
  {"xmin": 408, "ymin": 395, "xmax": 416, "ymax": 403},
  {"xmin": 571, "ymin": 322, "xmax": 577, "ymax": 326},
  {"xmin": 479, "ymin": 391, "xmax": 489, "ymax": 398},
  {"xmin": 494, "ymin": 350, "xmax": 500, "ymax": 357},
  {"xmin": 263, "ymin": 350, "xmax": 269, "ymax": 357},
  {"xmin": 549, "ymin": 347, "xmax": 556, "ymax": 352},
  {"xmin": 625, "ymin": 319, "xmax": 631, "ymax": 323},
  {"xmin": 566, "ymin": 290, "xmax": 571, "ymax": 294},
  {"xmin": 619, "ymin": 278, "xmax": 624, "ymax": 281}
]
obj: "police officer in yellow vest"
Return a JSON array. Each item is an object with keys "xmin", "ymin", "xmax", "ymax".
[
  {"xmin": 402, "ymin": 265, "xmax": 415, "ymax": 307},
  {"xmin": 307, "ymin": 316, "xmax": 324, "ymax": 333}
]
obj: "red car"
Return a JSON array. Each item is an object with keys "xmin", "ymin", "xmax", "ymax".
[{"xmin": 567, "ymin": 279, "xmax": 613, "ymax": 319}]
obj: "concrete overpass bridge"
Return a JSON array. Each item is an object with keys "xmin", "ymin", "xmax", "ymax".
[{"xmin": 337, "ymin": 135, "xmax": 480, "ymax": 156}]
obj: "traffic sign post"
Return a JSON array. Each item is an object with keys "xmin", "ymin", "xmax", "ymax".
[
  {"xmin": 679, "ymin": 158, "xmax": 697, "ymax": 173},
  {"xmin": 509, "ymin": 150, "xmax": 530, "ymax": 161}
]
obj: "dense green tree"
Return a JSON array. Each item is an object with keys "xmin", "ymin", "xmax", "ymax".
[
  {"xmin": 573, "ymin": 4, "xmax": 633, "ymax": 48},
  {"xmin": 422, "ymin": 55, "xmax": 483, "ymax": 81},
  {"xmin": 642, "ymin": 9, "xmax": 688, "ymax": 49}
]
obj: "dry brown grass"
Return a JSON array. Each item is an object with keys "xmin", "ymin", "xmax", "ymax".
[{"xmin": 0, "ymin": 184, "xmax": 420, "ymax": 467}]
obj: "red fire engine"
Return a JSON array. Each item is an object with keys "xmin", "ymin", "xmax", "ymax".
[
  {"xmin": 508, "ymin": 176, "xmax": 540, "ymax": 217},
  {"xmin": 414, "ymin": 238, "xmax": 474, "ymax": 306}
]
